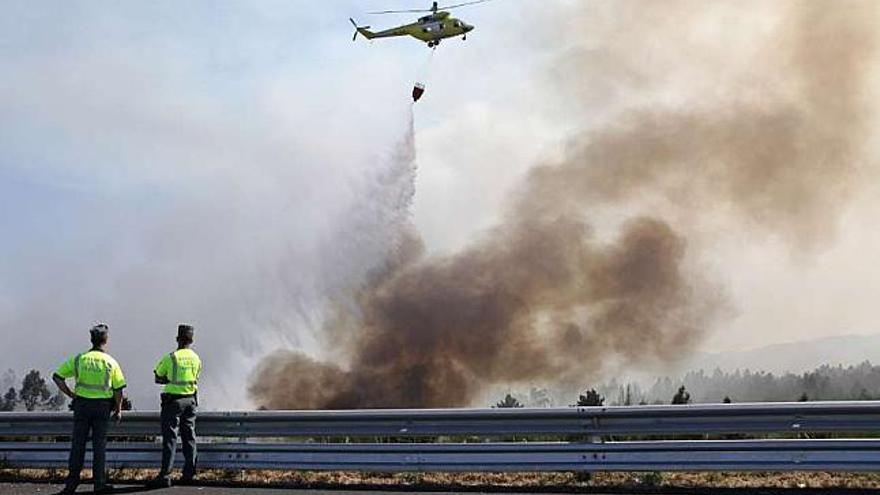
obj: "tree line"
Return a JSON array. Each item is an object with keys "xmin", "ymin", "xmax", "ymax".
[
  {"xmin": 7, "ymin": 360, "xmax": 880, "ymax": 412},
  {"xmin": 633, "ymin": 361, "xmax": 880, "ymax": 404},
  {"xmin": 1, "ymin": 369, "xmax": 66, "ymax": 411},
  {"xmin": 493, "ymin": 361, "xmax": 880, "ymax": 408},
  {"xmin": 495, "ymin": 385, "xmax": 692, "ymax": 408}
]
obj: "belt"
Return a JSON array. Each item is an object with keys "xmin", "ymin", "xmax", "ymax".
[
  {"xmin": 160, "ymin": 393, "xmax": 196, "ymax": 403},
  {"xmin": 161, "ymin": 392, "xmax": 195, "ymax": 400},
  {"xmin": 74, "ymin": 396, "xmax": 114, "ymax": 403}
]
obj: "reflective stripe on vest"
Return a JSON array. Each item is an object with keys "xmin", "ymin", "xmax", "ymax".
[
  {"xmin": 73, "ymin": 353, "xmax": 112, "ymax": 392},
  {"xmin": 170, "ymin": 352, "xmax": 197, "ymax": 386}
]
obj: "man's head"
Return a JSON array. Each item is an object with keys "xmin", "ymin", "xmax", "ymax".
[
  {"xmin": 90, "ymin": 323, "xmax": 109, "ymax": 348},
  {"xmin": 177, "ymin": 324, "xmax": 194, "ymax": 346}
]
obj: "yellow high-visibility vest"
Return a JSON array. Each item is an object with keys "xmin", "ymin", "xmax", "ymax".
[
  {"xmin": 154, "ymin": 348, "xmax": 201, "ymax": 395},
  {"xmin": 55, "ymin": 350, "xmax": 126, "ymax": 399}
]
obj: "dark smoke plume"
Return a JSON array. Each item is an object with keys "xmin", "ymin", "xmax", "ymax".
[{"xmin": 250, "ymin": 1, "xmax": 878, "ymax": 409}]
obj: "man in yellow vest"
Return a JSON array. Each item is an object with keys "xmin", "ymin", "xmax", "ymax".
[
  {"xmin": 147, "ymin": 324, "xmax": 202, "ymax": 488},
  {"xmin": 52, "ymin": 323, "xmax": 126, "ymax": 495}
]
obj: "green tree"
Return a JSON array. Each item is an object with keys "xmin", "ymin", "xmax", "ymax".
[
  {"xmin": 1, "ymin": 387, "xmax": 17, "ymax": 411},
  {"xmin": 494, "ymin": 393, "xmax": 523, "ymax": 408},
  {"xmin": 722, "ymin": 396, "xmax": 732, "ymax": 404},
  {"xmin": 671, "ymin": 385, "xmax": 691, "ymax": 405},
  {"xmin": 798, "ymin": 392, "xmax": 809, "ymax": 402},
  {"xmin": 576, "ymin": 389, "xmax": 604, "ymax": 406},
  {"xmin": 19, "ymin": 370, "xmax": 51, "ymax": 411}
]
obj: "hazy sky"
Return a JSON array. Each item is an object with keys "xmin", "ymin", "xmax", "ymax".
[{"xmin": 1, "ymin": 1, "xmax": 879, "ymax": 408}]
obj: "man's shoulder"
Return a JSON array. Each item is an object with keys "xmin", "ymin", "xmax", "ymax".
[{"xmin": 55, "ymin": 354, "xmax": 77, "ymax": 373}]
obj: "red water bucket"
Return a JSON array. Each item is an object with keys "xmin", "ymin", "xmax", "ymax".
[{"xmin": 412, "ymin": 82, "xmax": 425, "ymax": 102}]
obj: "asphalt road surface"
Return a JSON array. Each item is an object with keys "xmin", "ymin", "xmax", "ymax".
[
  {"xmin": 0, "ymin": 485, "xmax": 488, "ymax": 495},
  {"xmin": 0, "ymin": 485, "xmax": 644, "ymax": 495},
  {"xmin": 0, "ymin": 484, "xmax": 657, "ymax": 495},
  {"xmin": 5, "ymin": 483, "xmax": 880, "ymax": 495},
  {"xmin": 0, "ymin": 484, "xmax": 646, "ymax": 495},
  {"xmin": 0, "ymin": 485, "xmax": 446, "ymax": 495}
]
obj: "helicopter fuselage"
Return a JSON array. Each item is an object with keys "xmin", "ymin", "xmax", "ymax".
[{"xmin": 355, "ymin": 11, "xmax": 473, "ymax": 46}]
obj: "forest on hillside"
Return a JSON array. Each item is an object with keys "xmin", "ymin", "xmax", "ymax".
[
  {"xmin": 496, "ymin": 361, "xmax": 880, "ymax": 408},
  {"xmin": 590, "ymin": 361, "xmax": 880, "ymax": 406}
]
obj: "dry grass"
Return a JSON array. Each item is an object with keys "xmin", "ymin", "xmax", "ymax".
[{"xmin": 5, "ymin": 469, "xmax": 880, "ymax": 491}]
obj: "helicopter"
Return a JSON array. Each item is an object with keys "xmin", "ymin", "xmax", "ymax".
[{"xmin": 350, "ymin": 0, "xmax": 490, "ymax": 49}]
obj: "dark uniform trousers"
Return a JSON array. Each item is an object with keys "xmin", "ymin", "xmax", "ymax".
[
  {"xmin": 65, "ymin": 398, "xmax": 112, "ymax": 491},
  {"xmin": 159, "ymin": 395, "xmax": 198, "ymax": 480}
]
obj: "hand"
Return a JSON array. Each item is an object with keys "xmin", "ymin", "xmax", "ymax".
[{"xmin": 112, "ymin": 409, "xmax": 123, "ymax": 423}]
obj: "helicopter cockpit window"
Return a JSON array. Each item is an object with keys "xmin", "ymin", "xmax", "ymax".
[{"xmin": 453, "ymin": 21, "xmax": 462, "ymax": 28}]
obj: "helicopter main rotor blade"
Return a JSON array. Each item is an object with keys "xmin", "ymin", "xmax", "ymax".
[
  {"xmin": 366, "ymin": 0, "xmax": 492, "ymax": 15},
  {"xmin": 367, "ymin": 9, "xmax": 433, "ymax": 14},
  {"xmin": 437, "ymin": 0, "xmax": 493, "ymax": 10}
]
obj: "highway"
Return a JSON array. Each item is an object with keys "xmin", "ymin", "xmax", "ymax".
[
  {"xmin": 0, "ymin": 485, "xmax": 425, "ymax": 495},
  {"xmin": 6, "ymin": 482, "xmax": 880, "ymax": 495},
  {"xmin": 0, "ymin": 485, "xmax": 433, "ymax": 495},
  {"xmin": 0, "ymin": 485, "xmax": 646, "ymax": 495},
  {"xmin": 0, "ymin": 485, "xmax": 512, "ymax": 495},
  {"xmin": 1, "ymin": 485, "xmax": 538, "ymax": 495}
]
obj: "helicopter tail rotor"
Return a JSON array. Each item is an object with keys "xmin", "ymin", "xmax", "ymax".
[
  {"xmin": 350, "ymin": 18, "xmax": 358, "ymax": 41},
  {"xmin": 349, "ymin": 18, "xmax": 372, "ymax": 41}
]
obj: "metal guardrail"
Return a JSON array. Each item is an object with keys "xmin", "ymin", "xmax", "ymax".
[
  {"xmin": 4, "ymin": 440, "xmax": 880, "ymax": 472},
  {"xmin": 2, "ymin": 402, "xmax": 880, "ymax": 472},
  {"xmin": 4, "ymin": 401, "xmax": 880, "ymax": 437}
]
